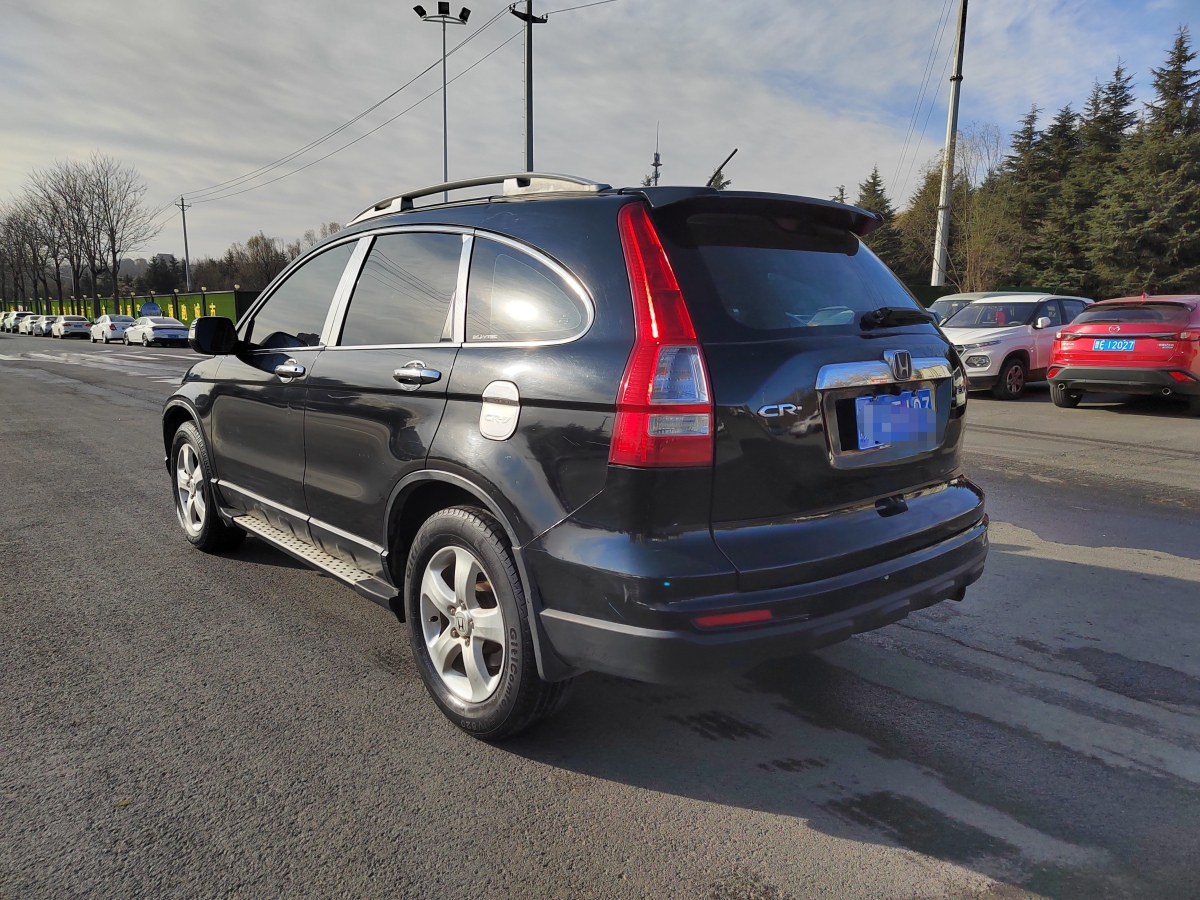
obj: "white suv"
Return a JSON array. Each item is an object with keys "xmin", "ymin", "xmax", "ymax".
[{"xmin": 941, "ymin": 293, "xmax": 1091, "ymax": 399}]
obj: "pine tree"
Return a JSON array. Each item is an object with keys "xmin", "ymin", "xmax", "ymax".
[
  {"xmin": 1147, "ymin": 26, "xmax": 1200, "ymax": 135},
  {"xmin": 1089, "ymin": 30, "xmax": 1200, "ymax": 294},
  {"xmin": 831, "ymin": 185, "xmax": 847, "ymax": 204},
  {"xmin": 854, "ymin": 166, "xmax": 903, "ymax": 272}
]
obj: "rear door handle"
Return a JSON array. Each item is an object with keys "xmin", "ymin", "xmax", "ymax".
[
  {"xmin": 275, "ymin": 361, "xmax": 306, "ymax": 379},
  {"xmin": 393, "ymin": 363, "xmax": 442, "ymax": 386}
]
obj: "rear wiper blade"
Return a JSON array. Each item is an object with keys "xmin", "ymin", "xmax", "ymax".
[{"xmin": 860, "ymin": 306, "xmax": 934, "ymax": 330}]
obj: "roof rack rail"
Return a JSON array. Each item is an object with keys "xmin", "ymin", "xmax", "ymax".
[{"xmin": 350, "ymin": 172, "xmax": 611, "ymax": 224}]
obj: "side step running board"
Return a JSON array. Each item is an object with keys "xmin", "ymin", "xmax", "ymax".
[{"xmin": 233, "ymin": 515, "xmax": 400, "ymax": 611}]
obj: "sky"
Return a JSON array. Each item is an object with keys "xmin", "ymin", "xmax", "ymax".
[{"xmin": 1, "ymin": 0, "xmax": 1195, "ymax": 260}]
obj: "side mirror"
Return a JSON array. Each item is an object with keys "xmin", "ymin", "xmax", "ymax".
[
  {"xmin": 189, "ymin": 316, "xmax": 238, "ymax": 355},
  {"xmin": 1034, "ymin": 316, "xmax": 1052, "ymax": 330}
]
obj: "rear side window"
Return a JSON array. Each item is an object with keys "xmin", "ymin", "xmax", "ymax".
[
  {"xmin": 1061, "ymin": 299, "xmax": 1086, "ymax": 321},
  {"xmin": 246, "ymin": 243, "xmax": 355, "ymax": 350},
  {"xmin": 339, "ymin": 232, "xmax": 461, "ymax": 346},
  {"xmin": 1074, "ymin": 303, "xmax": 1193, "ymax": 326},
  {"xmin": 658, "ymin": 212, "xmax": 921, "ymax": 335},
  {"xmin": 466, "ymin": 239, "xmax": 588, "ymax": 343}
]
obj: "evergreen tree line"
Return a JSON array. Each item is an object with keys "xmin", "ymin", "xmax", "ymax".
[{"xmin": 850, "ymin": 26, "xmax": 1200, "ymax": 300}]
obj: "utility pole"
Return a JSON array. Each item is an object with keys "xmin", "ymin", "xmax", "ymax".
[
  {"xmin": 931, "ymin": 0, "xmax": 968, "ymax": 287},
  {"xmin": 177, "ymin": 196, "xmax": 192, "ymax": 292},
  {"xmin": 510, "ymin": 2, "xmax": 547, "ymax": 171}
]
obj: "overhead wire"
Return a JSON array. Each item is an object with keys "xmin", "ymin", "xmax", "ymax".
[
  {"xmin": 191, "ymin": 27, "xmax": 524, "ymax": 206},
  {"xmin": 897, "ymin": 35, "xmax": 957, "ymax": 203},
  {"xmin": 181, "ymin": 4, "xmax": 511, "ymax": 202},
  {"xmin": 890, "ymin": 0, "xmax": 954, "ymax": 201}
]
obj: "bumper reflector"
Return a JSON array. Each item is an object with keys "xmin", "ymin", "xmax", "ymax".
[
  {"xmin": 693, "ymin": 609, "xmax": 773, "ymax": 629},
  {"xmin": 1169, "ymin": 371, "xmax": 1196, "ymax": 383}
]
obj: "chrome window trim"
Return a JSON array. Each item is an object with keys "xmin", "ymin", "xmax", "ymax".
[
  {"xmin": 319, "ymin": 236, "xmax": 374, "ymax": 346},
  {"xmin": 326, "ymin": 226, "xmax": 474, "ymax": 350},
  {"xmin": 216, "ymin": 478, "xmax": 385, "ymax": 555},
  {"xmin": 463, "ymin": 232, "xmax": 595, "ymax": 348},
  {"xmin": 816, "ymin": 357, "xmax": 952, "ymax": 391}
]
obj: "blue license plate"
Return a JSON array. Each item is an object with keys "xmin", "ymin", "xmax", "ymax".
[
  {"xmin": 856, "ymin": 388, "xmax": 936, "ymax": 451},
  {"xmin": 1092, "ymin": 339, "xmax": 1136, "ymax": 351}
]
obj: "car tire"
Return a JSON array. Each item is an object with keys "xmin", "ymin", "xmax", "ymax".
[
  {"xmin": 1052, "ymin": 385, "xmax": 1083, "ymax": 408},
  {"xmin": 142, "ymin": 334, "xmax": 150, "ymax": 347},
  {"xmin": 123, "ymin": 335, "xmax": 130, "ymax": 345},
  {"xmin": 171, "ymin": 421, "xmax": 246, "ymax": 553},
  {"xmin": 90, "ymin": 334, "xmax": 96, "ymax": 343},
  {"xmin": 404, "ymin": 505, "xmax": 572, "ymax": 741},
  {"xmin": 991, "ymin": 357, "xmax": 1028, "ymax": 400}
]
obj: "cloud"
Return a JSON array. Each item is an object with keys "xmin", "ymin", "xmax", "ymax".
[{"xmin": 0, "ymin": 0, "xmax": 1191, "ymax": 257}]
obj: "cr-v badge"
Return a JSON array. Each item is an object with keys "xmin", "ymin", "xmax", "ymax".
[{"xmin": 758, "ymin": 403, "xmax": 799, "ymax": 418}]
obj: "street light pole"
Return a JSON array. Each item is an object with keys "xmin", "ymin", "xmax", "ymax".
[{"xmin": 414, "ymin": 4, "xmax": 471, "ymax": 200}]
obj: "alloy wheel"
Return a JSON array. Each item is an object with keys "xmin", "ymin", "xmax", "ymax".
[
  {"xmin": 175, "ymin": 443, "xmax": 207, "ymax": 535},
  {"xmin": 419, "ymin": 545, "xmax": 507, "ymax": 703},
  {"xmin": 1005, "ymin": 364, "xmax": 1024, "ymax": 396}
]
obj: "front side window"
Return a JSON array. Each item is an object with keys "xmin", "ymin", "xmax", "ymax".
[
  {"xmin": 466, "ymin": 239, "xmax": 588, "ymax": 343},
  {"xmin": 1036, "ymin": 302, "xmax": 1062, "ymax": 326},
  {"xmin": 246, "ymin": 242, "xmax": 355, "ymax": 350},
  {"xmin": 339, "ymin": 232, "xmax": 461, "ymax": 346}
]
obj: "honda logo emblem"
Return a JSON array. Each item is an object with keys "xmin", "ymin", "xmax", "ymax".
[{"xmin": 884, "ymin": 350, "xmax": 913, "ymax": 381}]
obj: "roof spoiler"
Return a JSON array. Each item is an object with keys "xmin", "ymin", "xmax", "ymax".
[{"xmin": 620, "ymin": 187, "xmax": 884, "ymax": 237}]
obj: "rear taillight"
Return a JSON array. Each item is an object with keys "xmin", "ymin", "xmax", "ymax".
[
  {"xmin": 1047, "ymin": 366, "xmax": 1062, "ymax": 379},
  {"xmin": 610, "ymin": 203, "xmax": 713, "ymax": 467},
  {"xmin": 108, "ymin": 324, "xmax": 116, "ymax": 330}
]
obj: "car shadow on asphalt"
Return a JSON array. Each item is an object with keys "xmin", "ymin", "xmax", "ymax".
[
  {"xmin": 499, "ymin": 551, "xmax": 1200, "ymax": 899},
  {"xmin": 233, "ymin": 535, "xmax": 307, "ymax": 570}
]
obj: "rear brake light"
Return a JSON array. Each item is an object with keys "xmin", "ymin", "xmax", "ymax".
[
  {"xmin": 611, "ymin": 203, "xmax": 713, "ymax": 467},
  {"xmin": 109, "ymin": 324, "xmax": 116, "ymax": 330},
  {"xmin": 694, "ymin": 609, "xmax": 773, "ymax": 629}
]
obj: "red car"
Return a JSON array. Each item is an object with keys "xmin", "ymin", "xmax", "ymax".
[{"xmin": 1047, "ymin": 294, "xmax": 1200, "ymax": 414}]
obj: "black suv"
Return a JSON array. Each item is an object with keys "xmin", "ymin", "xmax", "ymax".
[{"xmin": 164, "ymin": 173, "xmax": 987, "ymax": 739}]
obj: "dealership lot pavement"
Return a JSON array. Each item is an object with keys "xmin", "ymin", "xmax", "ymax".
[{"xmin": 3, "ymin": 332, "xmax": 1199, "ymax": 899}]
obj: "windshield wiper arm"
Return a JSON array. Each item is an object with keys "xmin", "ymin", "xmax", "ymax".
[{"xmin": 860, "ymin": 306, "xmax": 934, "ymax": 330}]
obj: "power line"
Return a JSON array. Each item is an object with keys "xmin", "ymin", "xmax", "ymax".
[
  {"xmin": 890, "ymin": 0, "xmax": 955, "ymax": 198},
  {"xmin": 898, "ymin": 36, "xmax": 957, "ymax": 203},
  {"xmin": 191, "ymin": 28, "xmax": 525, "ymax": 206},
  {"xmin": 183, "ymin": 5, "xmax": 511, "ymax": 201},
  {"xmin": 544, "ymin": 0, "xmax": 618, "ymax": 15}
]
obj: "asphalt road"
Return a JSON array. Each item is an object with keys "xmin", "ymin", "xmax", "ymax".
[{"xmin": 2, "ymin": 332, "xmax": 1199, "ymax": 899}]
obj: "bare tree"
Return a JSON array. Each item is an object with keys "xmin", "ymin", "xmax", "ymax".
[{"xmin": 88, "ymin": 153, "xmax": 161, "ymax": 315}]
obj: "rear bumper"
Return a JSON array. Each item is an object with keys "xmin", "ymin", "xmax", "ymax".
[
  {"xmin": 537, "ymin": 518, "xmax": 987, "ymax": 683},
  {"xmin": 1049, "ymin": 366, "xmax": 1200, "ymax": 396}
]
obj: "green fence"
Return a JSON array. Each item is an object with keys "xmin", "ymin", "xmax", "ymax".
[{"xmin": 4, "ymin": 290, "xmax": 259, "ymax": 324}]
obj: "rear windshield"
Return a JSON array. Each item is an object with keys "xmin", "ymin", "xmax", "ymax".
[
  {"xmin": 943, "ymin": 302, "xmax": 1037, "ymax": 328},
  {"xmin": 1073, "ymin": 303, "xmax": 1192, "ymax": 326},
  {"xmin": 112, "ymin": 316, "xmax": 134, "ymax": 322},
  {"xmin": 150, "ymin": 317, "xmax": 183, "ymax": 326},
  {"xmin": 656, "ymin": 209, "xmax": 923, "ymax": 337},
  {"xmin": 65, "ymin": 316, "xmax": 87, "ymax": 322},
  {"xmin": 930, "ymin": 299, "xmax": 969, "ymax": 317}
]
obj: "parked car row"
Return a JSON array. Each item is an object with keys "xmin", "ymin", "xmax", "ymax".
[
  {"xmin": 935, "ymin": 291, "xmax": 1200, "ymax": 414},
  {"xmin": 1, "ymin": 311, "xmax": 190, "ymax": 346}
]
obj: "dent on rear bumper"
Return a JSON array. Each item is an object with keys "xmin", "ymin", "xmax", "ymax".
[{"xmin": 538, "ymin": 518, "xmax": 988, "ymax": 683}]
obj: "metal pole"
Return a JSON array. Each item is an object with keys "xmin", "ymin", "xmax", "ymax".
[
  {"xmin": 931, "ymin": 0, "xmax": 968, "ymax": 287},
  {"xmin": 525, "ymin": 1, "xmax": 534, "ymax": 171},
  {"xmin": 442, "ymin": 21, "xmax": 449, "ymax": 200},
  {"xmin": 178, "ymin": 196, "xmax": 193, "ymax": 292}
]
